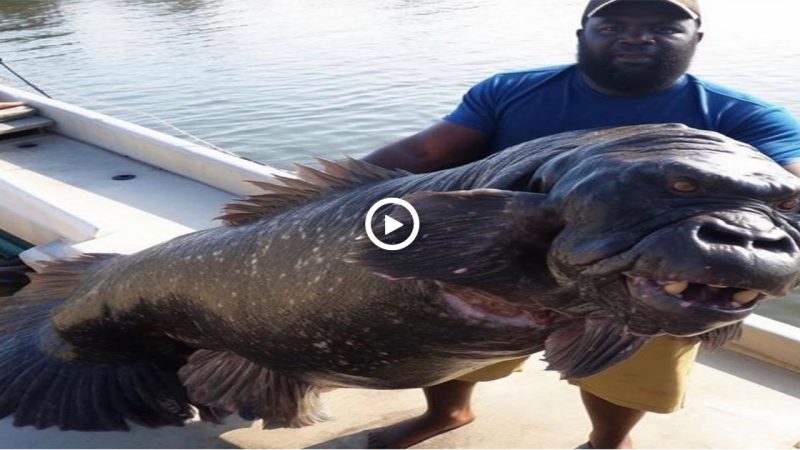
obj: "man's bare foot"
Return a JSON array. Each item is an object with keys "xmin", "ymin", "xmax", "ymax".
[
  {"xmin": 368, "ymin": 379, "xmax": 477, "ymax": 448},
  {"xmin": 367, "ymin": 409, "xmax": 476, "ymax": 449},
  {"xmin": 580, "ymin": 389, "xmax": 642, "ymax": 449}
]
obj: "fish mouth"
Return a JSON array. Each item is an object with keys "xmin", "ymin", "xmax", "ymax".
[
  {"xmin": 440, "ymin": 289, "xmax": 558, "ymax": 329},
  {"xmin": 624, "ymin": 274, "xmax": 763, "ymax": 334}
]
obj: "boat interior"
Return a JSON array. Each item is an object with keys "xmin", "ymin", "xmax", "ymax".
[{"xmin": 0, "ymin": 85, "xmax": 797, "ymax": 448}]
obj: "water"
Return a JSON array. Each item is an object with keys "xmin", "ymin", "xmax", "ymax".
[{"xmin": 1, "ymin": 0, "xmax": 800, "ymax": 326}]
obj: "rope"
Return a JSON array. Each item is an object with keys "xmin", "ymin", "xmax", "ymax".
[
  {"xmin": 0, "ymin": 58, "xmax": 237, "ymax": 156},
  {"xmin": 38, "ymin": 86, "xmax": 238, "ymax": 156},
  {"xmin": 0, "ymin": 58, "xmax": 52, "ymax": 98}
]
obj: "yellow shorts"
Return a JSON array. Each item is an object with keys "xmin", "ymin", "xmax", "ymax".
[{"xmin": 456, "ymin": 335, "xmax": 700, "ymax": 413}]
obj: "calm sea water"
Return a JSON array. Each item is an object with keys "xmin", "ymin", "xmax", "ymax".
[{"xmin": 1, "ymin": 0, "xmax": 800, "ymax": 325}]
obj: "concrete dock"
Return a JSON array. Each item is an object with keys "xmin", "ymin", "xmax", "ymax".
[{"xmin": 1, "ymin": 349, "xmax": 797, "ymax": 449}]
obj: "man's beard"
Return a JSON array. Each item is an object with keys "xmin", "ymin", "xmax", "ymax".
[{"xmin": 577, "ymin": 38, "xmax": 696, "ymax": 94}]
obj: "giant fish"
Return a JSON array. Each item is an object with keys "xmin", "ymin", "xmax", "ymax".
[{"xmin": 1, "ymin": 124, "xmax": 799, "ymax": 431}]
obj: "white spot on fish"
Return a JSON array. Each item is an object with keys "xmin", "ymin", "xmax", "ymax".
[
  {"xmin": 232, "ymin": 292, "xmax": 238, "ymax": 298},
  {"xmin": 313, "ymin": 341, "xmax": 329, "ymax": 350},
  {"xmin": 453, "ymin": 267, "xmax": 469, "ymax": 274}
]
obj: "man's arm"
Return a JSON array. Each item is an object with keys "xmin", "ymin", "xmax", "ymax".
[
  {"xmin": 362, "ymin": 121, "xmax": 489, "ymax": 173},
  {"xmin": 784, "ymin": 162, "xmax": 800, "ymax": 178}
]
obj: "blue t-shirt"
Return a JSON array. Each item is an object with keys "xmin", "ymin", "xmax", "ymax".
[{"xmin": 445, "ymin": 64, "xmax": 800, "ymax": 165}]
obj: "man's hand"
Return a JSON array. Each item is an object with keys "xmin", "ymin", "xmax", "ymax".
[{"xmin": 783, "ymin": 162, "xmax": 800, "ymax": 178}]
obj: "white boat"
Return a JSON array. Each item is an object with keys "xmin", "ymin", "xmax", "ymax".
[{"xmin": 0, "ymin": 84, "xmax": 797, "ymax": 448}]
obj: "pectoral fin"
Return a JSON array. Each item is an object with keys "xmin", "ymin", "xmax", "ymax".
[
  {"xmin": 179, "ymin": 350, "xmax": 329, "ymax": 428},
  {"xmin": 698, "ymin": 322, "xmax": 742, "ymax": 351},
  {"xmin": 542, "ymin": 319, "xmax": 648, "ymax": 379}
]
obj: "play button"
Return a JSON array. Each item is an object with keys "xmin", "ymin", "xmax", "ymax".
[
  {"xmin": 365, "ymin": 198, "xmax": 420, "ymax": 251},
  {"xmin": 384, "ymin": 215, "xmax": 404, "ymax": 235}
]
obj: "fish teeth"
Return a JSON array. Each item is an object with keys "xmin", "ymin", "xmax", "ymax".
[
  {"xmin": 662, "ymin": 280, "xmax": 689, "ymax": 295},
  {"xmin": 732, "ymin": 289, "xmax": 760, "ymax": 305}
]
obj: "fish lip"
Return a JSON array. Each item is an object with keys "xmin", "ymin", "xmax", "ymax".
[{"xmin": 623, "ymin": 274, "xmax": 760, "ymax": 331}]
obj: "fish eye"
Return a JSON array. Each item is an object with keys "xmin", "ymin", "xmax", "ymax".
[
  {"xmin": 670, "ymin": 178, "xmax": 698, "ymax": 193},
  {"xmin": 776, "ymin": 197, "xmax": 800, "ymax": 211}
]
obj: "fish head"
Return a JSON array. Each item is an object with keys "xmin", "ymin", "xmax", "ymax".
[{"xmin": 534, "ymin": 124, "xmax": 800, "ymax": 336}]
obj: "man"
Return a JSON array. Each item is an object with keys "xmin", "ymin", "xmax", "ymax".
[{"xmin": 361, "ymin": 0, "xmax": 800, "ymax": 448}]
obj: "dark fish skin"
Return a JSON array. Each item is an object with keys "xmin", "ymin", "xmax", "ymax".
[
  {"xmin": 2, "ymin": 123, "xmax": 800, "ymax": 431},
  {"xmin": 52, "ymin": 157, "xmax": 559, "ymax": 389}
]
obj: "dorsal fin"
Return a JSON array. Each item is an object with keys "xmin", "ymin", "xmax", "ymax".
[
  {"xmin": 7, "ymin": 254, "xmax": 120, "ymax": 302},
  {"xmin": 219, "ymin": 157, "xmax": 408, "ymax": 226}
]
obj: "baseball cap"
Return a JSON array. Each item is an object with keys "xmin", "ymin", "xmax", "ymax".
[{"xmin": 582, "ymin": 0, "xmax": 701, "ymax": 23}]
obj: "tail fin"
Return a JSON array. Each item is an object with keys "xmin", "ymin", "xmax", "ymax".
[
  {"xmin": 0, "ymin": 256, "xmax": 29, "ymax": 295},
  {"xmin": 0, "ymin": 255, "xmax": 194, "ymax": 431}
]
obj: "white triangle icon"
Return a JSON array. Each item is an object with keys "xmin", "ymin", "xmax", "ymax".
[{"xmin": 384, "ymin": 215, "xmax": 404, "ymax": 235}]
